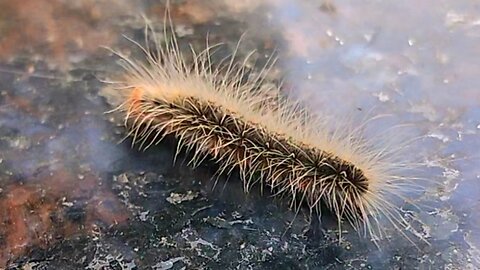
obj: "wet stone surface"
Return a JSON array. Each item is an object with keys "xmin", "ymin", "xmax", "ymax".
[{"xmin": 0, "ymin": 0, "xmax": 479, "ymax": 269}]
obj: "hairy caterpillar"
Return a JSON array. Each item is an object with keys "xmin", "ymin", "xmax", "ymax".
[{"xmin": 106, "ymin": 20, "xmax": 426, "ymax": 245}]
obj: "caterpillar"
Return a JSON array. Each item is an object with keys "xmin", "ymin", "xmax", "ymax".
[{"xmin": 106, "ymin": 20, "xmax": 425, "ymax": 245}]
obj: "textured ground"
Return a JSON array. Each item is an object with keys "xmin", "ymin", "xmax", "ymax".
[{"xmin": 0, "ymin": 0, "xmax": 478, "ymax": 269}]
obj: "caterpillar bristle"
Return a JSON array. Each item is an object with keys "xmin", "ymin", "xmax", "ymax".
[{"xmin": 106, "ymin": 18, "xmax": 427, "ymax": 247}]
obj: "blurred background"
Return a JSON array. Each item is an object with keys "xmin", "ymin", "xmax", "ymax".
[{"xmin": 0, "ymin": 0, "xmax": 478, "ymax": 269}]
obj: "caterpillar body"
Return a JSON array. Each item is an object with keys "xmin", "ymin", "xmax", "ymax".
[{"xmin": 108, "ymin": 23, "xmax": 422, "ymax": 244}]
